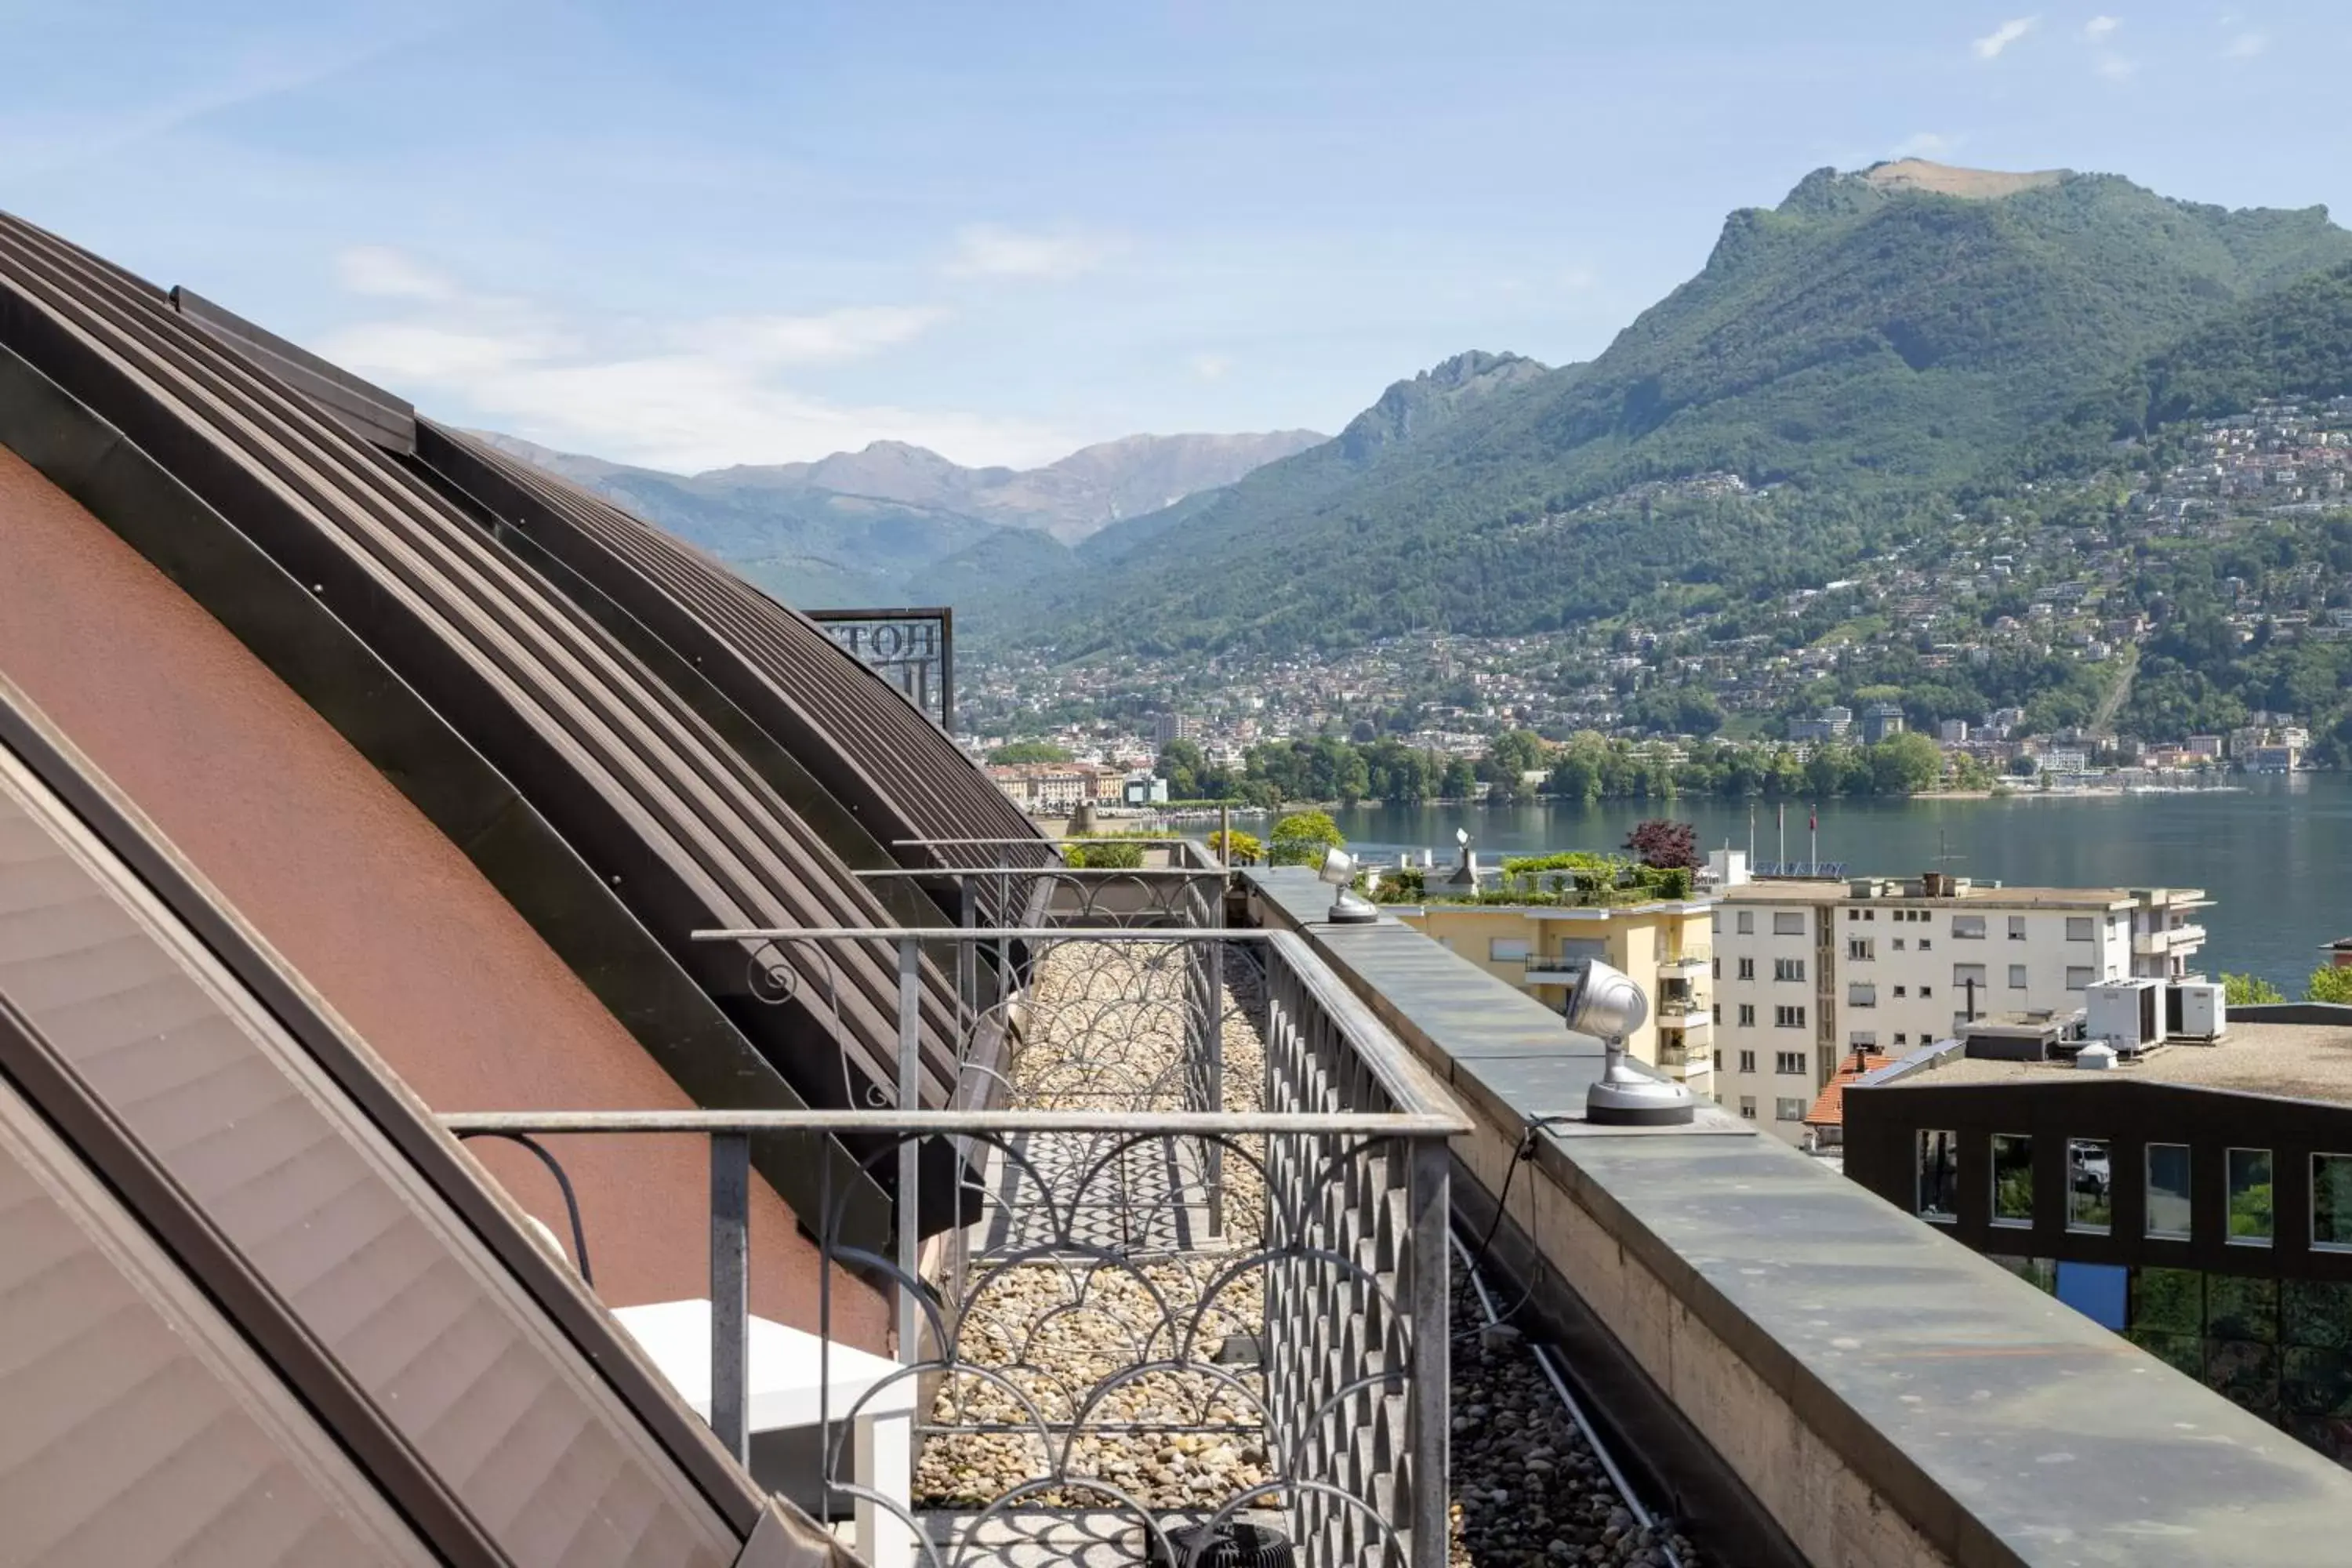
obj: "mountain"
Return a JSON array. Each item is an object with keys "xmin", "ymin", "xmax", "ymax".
[
  {"xmin": 475, "ymin": 427, "xmax": 1320, "ymax": 606},
  {"xmin": 985, "ymin": 162, "xmax": 2352, "ymax": 655}
]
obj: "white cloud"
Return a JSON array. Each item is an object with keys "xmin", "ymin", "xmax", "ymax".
[
  {"xmin": 2223, "ymin": 30, "xmax": 2267, "ymax": 56},
  {"xmin": 335, "ymin": 245, "xmax": 459, "ymax": 301},
  {"xmin": 1189, "ymin": 353, "xmax": 1232, "ymax": 382},
  {"xmin": 1893, "ymin": 130, "xmax": 1958, "ymax": 158},
  {"xmin": 2093, "ymin": 52, "xmax": 2138, "ymax": 78},
  {"xmin": 945, "ymin": 223, "xmax": 1123, "ymax": 281},
  {"xmin": 682, "ymin": 306, "xmax": 947, "ymax": 367},
  {"xmin": 2082, "ymin": 14, "xmax": 2121, "ymax": 39},
  {"xmin": 318, "ymin": 259, "xmax": 1058, "ymax": 470},
  {"xmin": 1973, "ymin": 16, "xmax": 2038, "ymax": 58}
]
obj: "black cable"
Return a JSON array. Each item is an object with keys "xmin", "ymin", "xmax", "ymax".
[
  {"xmin": 1452, "ymin": 1113, "xmax": 1580, "ymax": 1341},
  {"xmin": 456, "ymin": 1130, "xmax": 594, "ymax": 1288}
]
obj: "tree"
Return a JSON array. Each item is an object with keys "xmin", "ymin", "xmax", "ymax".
[
  {"xmin": 1867, "ymin": 731, "xmax": 1944, "ymax": 796},
  {"xmin": 1624, "ymin": 818, "xmax": 1700, "ymax": 871},
  {"xmin": 1439, "ymin": 756, "xmax": 1477, "ymax": 799},
  {"xmin": 989, "ymin": 740, "xmax": 1073, "ymax": 764},
  {"xmin": 2307, "ymin": 965, "xmax": 2352, "ymax": 1005},
  {"xmin": 1207, "ymin": 828, "xmax": 1263, "ymax": 866},
  {"xmin": 1269, "ymin": 810, "xmax": 1346, "ymax": 867},
  {"xmin": 1156, "ymin": 738, "xmax": 1205, "ymax": 799},
  {"xmin": 2224, "ymin": 973, "xmax": 2287, "ymax": 1006}
]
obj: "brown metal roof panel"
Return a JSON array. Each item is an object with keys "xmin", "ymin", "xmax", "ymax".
[
  {"xmin": 0, "ymin": 742, "xmax": 748, "ymax": 1567},
  {"xmin": 0, "ymin": 1078, "xmax": 438, "ymax": 1568}
]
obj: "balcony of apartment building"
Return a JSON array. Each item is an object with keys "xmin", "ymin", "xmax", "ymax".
[
  {"xmin": 2135, "ymin": 920, "xmax": 2211, "ymax": 957},
  {"xmin": 1654, "ymin": 971, "xmax": 1711, "ymax": 1033}
]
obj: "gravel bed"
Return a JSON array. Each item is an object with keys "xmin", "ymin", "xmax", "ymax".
[{"xmin": 1447, "ymin": 1278, "xmax": 1700, "ymax": 1568}]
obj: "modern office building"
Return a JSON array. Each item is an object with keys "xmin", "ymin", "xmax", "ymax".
[
  {"xmin": 1711, "ymin": 873, "xmax": 2210, "ymax": 1142},
  {"xmin": 1844, "ymin": 1013, "xmax": 2352, "ymax": 1465}
]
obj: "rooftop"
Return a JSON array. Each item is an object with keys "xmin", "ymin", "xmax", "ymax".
[
  {"xmin": 1720, "ymin": 877, "xmax": 2206, "ymax": 910},
  {"xmin": 1876, "ymin": 1019, "xmax": 2352, "ymax": 1106}
]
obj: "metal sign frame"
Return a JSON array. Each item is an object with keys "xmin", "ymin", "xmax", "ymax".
[{"xmin": 807, "ymin": 607, "xmax": 954, "ymax": 734}]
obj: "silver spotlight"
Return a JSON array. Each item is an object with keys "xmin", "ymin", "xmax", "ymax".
[
  {"xmin": 1566, "ymin": 958, "xmax": 1697, "ymax": 1127},
  {"xmin": 1317, "ymin": 845, "xmax": 1379, "ymax": 925}
]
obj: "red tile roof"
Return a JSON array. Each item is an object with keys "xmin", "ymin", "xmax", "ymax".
[{"xmin": 1806, "ymin": 1051, "xmax": 1899, "ymax": 1127}]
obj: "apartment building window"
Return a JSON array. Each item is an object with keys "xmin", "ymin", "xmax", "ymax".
[
  {"xmin": 1893, "ymin": 1033, "xmax": 1908, "ymax": 1046},
  {"xmin": 1772, "ymin": 912, "xmax": 1806, "ymax": 936},
  {"xmin": 1890, "ymin": 937, "xmax": 1905, "ymax": 951},
  {"xmin": 1711, "ymin": 1004, "xmax": 1721, "ymax": 1025},
  {"xmin": 1711, "ymin": 1049, "xmax": 1723, "ymax": 1072},
  {"xmin": 1893, "ymin": 985, "xmax": 1907, "ymax": 998},
  {"xmin": 1736, "ymin": 911, "xmax": 1755, "ymax": 935},
  {"xmin": 1952, "ymin": 915, "xmax": 1986, "ymax": 940},
  {"xmin": 1775, "ymin": 1098, "xmax": 1809, "ymax": 1123},
  {"xmin": 1774, "ymin": 1051, "xmax": 1806, "ymax": 1076},
  {"xmin": 1737, "ymin": 957, "xmax": 1755, "ymax": 981},
  {"xmin": 2067, "ymin": 1138, "xmax": 2112, "ymax": 1234},
  {"xmin": 2146, "ymin": 1144, "xmax": 2192, "ymax": 1239},
  {"xmin": 1848, "ymin": 982, "xmax": 1876, "ymax": 1007},
  {"xmin": 2314, "ymin": 1156, "xmax": 2352, "ymax": 1251},
  {"xmin": 1917, "ymin": 938, "xmax": 1932, "ymax": 951},
  {"xmin": 2065, "ymin": 967, "xmax": 2093, "ymax": 990},
  {"xmin": 1849, "ymin": 1031, "xmax": 1877, "ymax": 1049},
  {"xmin": 1737, "ymin": 1005, "xmax": 1755, "ymax": 1028},
  {"xmin": 1738, "ymin": 1097, "xmax": 1756, "ymax": 1120},
  {"xmin": 1737, "ymin": 1050, "xmax": 1756, "ymax": 1073},
  {"xmin": 1919, "ymin": 985, "xmax": 1933, "ymax": 999},
  {"xmin": 1848, "ymin": 938, "xmax": 1875, "ymax": 960},
  {"xmin": 1917, "ymin": 1130, "xmax": 1959, "ymax": 1220},
  {"xmin": 1490, "ymin": 937, "xmax": 1530, "ymax": 963},
  {"xmin": 2008, "ymin": 915, "xmax": 2027, "ymax": 941},
  {"xmin": 1773, "ymin": 1004, "xmax": 1806, "ymax": 1029},
  {"xmin": 1773, "ymin": 957, "xmax": 1805, "ymax": 982},
  {"xmin": 1711, "ymin": 956, "xmax": 1721, "ymax": 979},
  {"xmin": 1953, "ymin": 963, "xmax": 1987, "ymax": 991},
  {"xmin": 2066, "ymin": 916, "xmax": 2095, "ymax": 942},
  {"xmin": 2227, "ymin": 1149, "xmax": 2274, "ymax": 1246},
  {"xmin": 1991, "ymin": 1134, "xmax": 2034, "ymax": 1226},
  {"xmin": 2008, "ymin": 964, "xmax": 2028, "ymax": 989}
]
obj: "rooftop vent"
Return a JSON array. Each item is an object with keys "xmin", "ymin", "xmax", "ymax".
[{"xmin": 2076, "ymin": 1042, "xmax": 2118, "ymax": 1071}]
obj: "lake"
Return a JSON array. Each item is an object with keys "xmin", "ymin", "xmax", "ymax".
[{"xmin": 1224, "ymin": 777, "xmax": 2352, "ymax": 993}]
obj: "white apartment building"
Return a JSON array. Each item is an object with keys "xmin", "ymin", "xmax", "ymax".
[{"xmin": 1708, "ymin": 873, "xmax": 2211, "ymax": 1144}]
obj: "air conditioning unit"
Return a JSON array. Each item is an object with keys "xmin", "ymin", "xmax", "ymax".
[
  {"xmin": 2169, "ymin": 980, "xmax": 2227, "ymax": 1042},
  {"xmin": 2085, "ymin": 978, "xmax": 2165, "ymax": 1054}
]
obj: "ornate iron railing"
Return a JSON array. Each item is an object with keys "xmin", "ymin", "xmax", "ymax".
[{"xmin": 443, "ymin": 906, "xmax": 1462, "ymax": 1568}]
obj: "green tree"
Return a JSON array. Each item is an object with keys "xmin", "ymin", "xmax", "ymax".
[
  {"xmin": 1156, "ymin": 738, "xmax": 1205, "ymax": 799},
  {"xmin": 1207, "ymin": 828, "xmax": 1263, "ymax": 866},
  {"xmin": 2224, "ymin": 973, "xmax": 2287, "ymax": 1005},
  {"xmin": 2307, "ymin": 965, "xmax": 2352, "ymax": 1005},
  {"xmin": 1867, "ymin": 731, "xmax": 1944, "ymax": 796},
  {"xmin": 988, "ymin": 740, "xmax": 1073, "ymax": 764},
  {"xmin": 1439, "ymin": 756, "xmax": 1477, "ymax": 799},
  {"xmin": 1269, "ymin": 810, "xmax": 1347, "ymax": 867}
]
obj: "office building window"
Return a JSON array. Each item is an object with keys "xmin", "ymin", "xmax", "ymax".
[
  {"xmin": 1736, "ymin": 911, "xmax": 1755, "ymax": 935},
  {"xmin": 2314, "ymin": 1156, "xmax": 2352, "ymax": 1252},
  {"xmin": 2227, "ymin": 1148, "xmax": 2274, "ymax": 1246},
  {"xmin": 1775, "ymin": 1098, "xmax": 1808, "ymax": 1123},
  {"xmin": 1738, "ymin": 1097, "xmax": 1756, "ymax": 1120},
  {"xmin": 2067, "ymin": 916, "xmax": 2094, "ymax": 941},
  {"xmin": 2008, "ymin": 964, "xmax": 2028, "ymax": 989},
  {"xmin": 1773, "ymin": 1005, "xmax": 1806, "ymax": 1029},
  {"xmin": 2145, "ymin": 1144, "xmax": 2191, "ymax": 1239},
  {"xmin": 2008, "ymin": 915, "xmax": 2027, "ymax": 940},
  {"xmin": 1490, "ymin": 937, "xmax": 1530, "ymax": 963},
  {"xmin": 1953, "ymin": 915, "xmax": 1986, "ymax": 940},
  {"xmin": 1774, "ymin": 957, "xmax": 1806, "ymax": 982},
  {"xmin": 1773, "ymin": 911, "xmax": 1806, "ymax": 936},
  {"xmin": 1737, "ymin": 1004, "xmax": 1755, "ymax": 1028},
  {"xmin": 1737, "ymin": 1050, "xmax": 1756, "ymax": 1073},
  {"xmin": 1917, "ymin": 1130, "xmax": 1958, "ymax": 1220},
  {"xmin": 1991, "ymin": 1134, "xmax": 2034, "ymax": 1226},
  {"xmin": 2065, "ymin": 967, "xmax": 2093, "ymax": 990},
  {"xmin": 2067, "ymin": 1138, "xmax": 2112, "ymax": 1233},
  {"xmin": 1775, "ymin": 1051, "xmax": 1806, "ymax": 1075},
  {"xmin": 1848, "ymin": 938, "xmax": 1874, "ymax": 960},
  {"xmin": 1737, "ymin": 957, "xmax": 1755, "ymax": 981}
]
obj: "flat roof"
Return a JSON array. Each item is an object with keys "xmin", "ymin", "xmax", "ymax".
[
  {"xmin": 1719, "ymin": 880, "xmax": 2204, "ymax": 910},
  {"xmin": 1877, "ymin": 1020, "xmax": 2352, "ymax": 1106}
]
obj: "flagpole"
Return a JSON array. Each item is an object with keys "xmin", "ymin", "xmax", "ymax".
[
  {"xmin": 1809, "ymin": 805, "xmax": 1819, "ymax": 877},
  {"xmin": 1777, "ymin": 802, "xmax": 1785, "ymax": 869}
]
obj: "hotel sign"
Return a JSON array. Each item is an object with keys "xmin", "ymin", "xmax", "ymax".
[{"xmin": 808, "ymin": 607, "xmax": 955, "ymax": 733}]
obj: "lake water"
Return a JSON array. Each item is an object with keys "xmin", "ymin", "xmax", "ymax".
[{"xmin": 1227, "ymin": 778, "xmax": 2352, "ymax": 992}]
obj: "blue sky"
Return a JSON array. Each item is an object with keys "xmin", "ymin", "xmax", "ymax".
[{"xmin": 2, "ymin": 1, "xmax": 2338, "ymax": 470}]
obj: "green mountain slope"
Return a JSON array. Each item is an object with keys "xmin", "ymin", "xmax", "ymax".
[{"xmin": 996, "ymin": 162, "xmax": 2352, "ymax": 655}]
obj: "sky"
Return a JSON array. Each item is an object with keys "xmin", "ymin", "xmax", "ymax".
[{"xmin": 2, "ymin": 1, "xmax": 2342, "ymax": 472}]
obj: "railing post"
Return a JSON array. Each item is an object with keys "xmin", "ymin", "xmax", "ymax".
[
  {"xmin": 710, "ymin": 1131, "xmax": 750, "ymax": 1465},
  {"xmin": 896, "ymin": 935, "xmax": 922, "ymax": 1366},
  {"xmin": 1409, "ymin": 1136, "xmax": 1453, "ymax": 1568}
]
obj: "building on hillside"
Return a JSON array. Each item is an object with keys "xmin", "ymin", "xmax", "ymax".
[
  {"xmin": 986, "ymin": 760, "xmax": 1120, "ymax": 811},
  {"xmin": 1862, "ymin": 702, "xmax": 1907, "ymax": 744},
  {"xmin": 1939, "ymin": 718, "xmax": 1972, "ymax": 744},
  {"xmin": 1842, "ymin": 1011, "xmax": 2352, "ymax": 1468},
  {"xmin": 1153, "ymin": 711, "xmax": 1203, "ymax": 749},
  {"xmin": 1398, "ymin": 895, "xmax": 1716, "ymax": 1087},
  {"xmin": 1710, "ymin": 874, "xmax": 2211, "ymax": 1144},
  {"xmin": 1788, "ymin": 705, "xmax": 1856, "ymax": 743}
]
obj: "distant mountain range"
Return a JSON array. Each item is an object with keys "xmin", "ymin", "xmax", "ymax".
[
  {"xmin": 474, "ymin": 427, "xmax": 1322, "ymax": 607},
  {"xmin": 953, "ymin": 159, "xmax": 2352, "ymax": 655}
]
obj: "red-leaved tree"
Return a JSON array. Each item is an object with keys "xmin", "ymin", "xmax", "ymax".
[{"xmin": 1624, "ymin": 818, "xmax": 1699, "ymax": 870}]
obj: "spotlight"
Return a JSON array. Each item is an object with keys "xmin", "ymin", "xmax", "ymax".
[
  {"xmin": 1566, "ymin": 958, "xmax": 1697, "ymax": 1127},
  {"xmin": 1318, "ymin": 846, "xmax": 1378, "ymax": 925}
]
